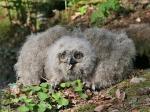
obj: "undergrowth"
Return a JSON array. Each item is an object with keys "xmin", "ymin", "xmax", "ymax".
[
  {"xmin": 91, "ymin": 0, "xmax": 121, "ymax": 25},
  {"xmin": 0, "ymin": 80, "xmax": 88, "ymax": 112}
]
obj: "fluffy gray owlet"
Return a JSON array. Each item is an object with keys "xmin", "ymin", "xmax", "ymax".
[{"xmin": 15, "ymin": 26, "xmax": 136, "ymax": 90}]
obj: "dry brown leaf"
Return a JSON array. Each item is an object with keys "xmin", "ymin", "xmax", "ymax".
[
  {"xmin": 71, "ymin": 12, "xmax": 81, "ymax": 20},
  {"xmin": 115, "ymin": 89, "xmax": 126, "ymax": 101},
  {"xmin": 94, "ymin": 103, "xmax": 111, "ymax": 112},
  {"xmin": 9, "ymin": 85, "xmax": 20, "ymax": 95},
  {"xmin": 137, "ymin": 87, "xmax": 150, "ymax": 95},
  {"xmin": 130, "ymin": 77, "xmax": 146, "ymax": 84},
  {"xmin": 131, "ymin": 109, "xmax": 140, "ymax": 112}
]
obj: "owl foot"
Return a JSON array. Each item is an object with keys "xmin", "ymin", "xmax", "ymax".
[
  {"xmin": 47, "ymin": 76, "xmax": 63, "ymax": 89},
  {"xmin": 83, "ymin": 81, "xmax": 95, "ymax": 91},
  {"xmin": 83, "ymin": 81, "xmax": 91, "ymax": 88},
  {"xmin": 47, "ymin": 80, "xmax": 59, "ymax": 89},
  {"xmin": 83, "ymin": 81, "xmax": 102, "ymax": 91}
]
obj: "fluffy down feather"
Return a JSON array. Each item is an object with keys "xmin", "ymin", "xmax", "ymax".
[{"xmin": 15, "ymin": 26, "xmax": 135, "ymax": 89}]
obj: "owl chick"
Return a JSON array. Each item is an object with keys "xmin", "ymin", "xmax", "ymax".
[
  {"xmin": 45, "ymin": 36, "xmax": 97, "ymax": 87},
  {"xmin": 15, "ymin": 26, "xmax": 136, "ymax": 90}
]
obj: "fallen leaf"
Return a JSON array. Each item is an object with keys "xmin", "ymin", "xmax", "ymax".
[
  {"xmin": 94, "ymin": 104, "xmax": 111, "ymax": 112},
  {"xmin": 71, "ymin": 12, "xmax": 81, "ymax": 20},
  {"xmin": 137, "ymin": 87, "xmax": 150, "ymax": 95},
  {"xmin": 132, "ymin": 109, "xmax": 140, "ymax": 112},
  {"xmin": 130, "ymin": 77, "xmax": 146, "ymax": 84},
  {"xmin": 9, "ymin": 84, "xmax": 20, "ymax": 95},
  {"xmin": 115, "ymin": 89, "xmax": 126, "ymax": 101}
]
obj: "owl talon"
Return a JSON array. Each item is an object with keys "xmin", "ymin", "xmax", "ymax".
[
  {"xmin": 84, "ymin": 82, "xmax": 91, "ymax": 88},
  {"xmin": 91, "ymin": 84, "xmax": 96, "ymax": 91},
  {"xmin": 48, "ymin": 80, "xmax": 59, "ymax": 89},
  {"xmin": 51, "ymin": 83, "xmax": 58, "ymax": 89}
]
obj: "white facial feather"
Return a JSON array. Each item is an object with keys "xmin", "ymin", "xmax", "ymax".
[{"xmin": 45, "ymin": 36, "xmax": 97, "ymax": 81}]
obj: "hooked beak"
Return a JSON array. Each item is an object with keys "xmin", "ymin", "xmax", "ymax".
[{"xmin": 67, "ymin": 58, "xmax": 77, "ymax": 70}]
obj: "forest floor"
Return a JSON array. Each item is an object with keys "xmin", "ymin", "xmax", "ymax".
[
  {"xmin": 55, "ymin": 0, "xmax": 149, "ymax": 30},
  {"xmin": 62, "ymin": 70, "xmax": 150, "ymax": 112},
  {"xmin": 0, "ymin": 70, "xmax": 149, "ymax": 112},
  {"xmin": 0, "ymin": 1, "xmax": 150, "ymax": 112}
]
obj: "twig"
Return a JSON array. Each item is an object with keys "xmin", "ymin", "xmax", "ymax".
[{"xmin": 41, "ymin": 76, "xmax": 49, "ymax": 82}]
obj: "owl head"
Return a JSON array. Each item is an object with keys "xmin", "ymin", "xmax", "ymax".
[{"xmin": 46, "ymin": 36, "xmax": 97, "ymax": 81}]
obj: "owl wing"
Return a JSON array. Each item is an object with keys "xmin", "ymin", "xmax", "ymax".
[
  {"xmin": 15, "ymin": 26, "xmax": 68, "ymax": 85},
  {"xmin": 83, "ymin": 28, "xmax": 136, "ymax": 89}
]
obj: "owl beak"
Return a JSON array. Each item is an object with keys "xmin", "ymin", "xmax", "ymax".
[
  {"xmin": 69, "ymin": 58, "xmax": 77, "ymax": 65},
  {"xmin": 68, "ymin": 58, "xmax": 77, "ymax": 70}
]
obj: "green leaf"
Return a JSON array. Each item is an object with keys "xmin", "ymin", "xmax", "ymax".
[
  {"xmin": 24, "ymin": 98, "xmax": 33, "ymax": 103},
  {"xmin": 79, "ymin": 93, "xmax": 88, "ymax": 99},
  {"xmin": 60, "ymin": 82, "xmax": 71, "ymax": 88},
  {"xmin": 57, "ymin": 104, "xmax": 62, "ymax": 109},
  {"xmin": 42, "ymin": 88, "xmax": 48, "ymax": 93},
  {"xmin": 60, "ymin": 83, "xmax": 66, "ymax": 88},
  {"xmin": 40, "ymin": 83, "xmax": 49, "ymax": 88},
  {"xmin": 17, "ymin": 105, "xmax": 29, "ymax": 112},
  {"xmin": 58, "ymin": 98, "xmax": 69, "ymax": 106},
  {"xmin": 66, "ymin": 82, "xmax": 71, "ymax": 87},
  {"xmin": 12, "ymin": 98, "xmax": 19, "ymax": 103},
  {"xmin": 38, "ymin": 101, "xmax": 52, "ymax": 112},
  {"xmin": 74, "ymin": 86, "xmax": 82, "ymax": 92},
  {"xmin": 38, "ymin": 102, "xmax": 47, "ymax": 112},
  {"xmin": 73, "ymin": 80, "xmax": 83, "ymax": 92},
  {"xmin": 37, "ymin": 92, "xmax": 48, "ymax": 101},
  {"xmin": 52, "ymin": 92, "xmax": 61, "ymax": 100},
  {"xmin": 27, "ymin": 103, "xmax": 35, "ymax": 111},
  {"xmin": 32, "ymin": 86, "xmax": 41, "ymax": 92},
  {"xmin": 19, "ymin": 95, "xmax": 27, "ymax": 101},
  {"xmin": 78, "ymin": 6, "xmax": 87, "ymax": 15},
  {"xmin": 47, "ymin": 103, "xmax": 52, "ymax": 109},
  {"xmin": 22, "ymin": 86, "xmax": 31, "ymax": 92}
]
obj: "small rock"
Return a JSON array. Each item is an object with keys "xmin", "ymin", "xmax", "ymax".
[
  {"xmin": 137, "ymin": 87, "xmax": 150, "ymax": 95},
  {"xmin": 130, "ymin": 77, "xmax": 146, "ymax": 84},
  {"xmin": 135, "ymin": 18, "xmax": 141, "ymax": 22}
]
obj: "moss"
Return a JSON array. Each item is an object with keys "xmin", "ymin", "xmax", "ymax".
[
  {"xmin": 107, "ymin": 80, "xmax": 130, "ymax": 96},
  {"xmin": 139, "ymin": 107, "xmax": 150, "ymax": 112},
  {"xmin": 108, "ymin": 72, "xmax": 150, "ymax": 96},
  {"xmin": 107, "ymin": 72, "xmax": 150, "ymax": 111},
  {"xmin": 126, "ymin": 72, "xmax": 150, "ymax": 97}
]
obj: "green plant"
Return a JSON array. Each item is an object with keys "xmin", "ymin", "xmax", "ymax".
[
  {"xmin": 67, "ymin": 0, "xmax": 82, "ymax": 7},
  {"xmin": 0, "ymin": 80, "xmax": 88, "ymax": 112},
  {"xmin": 52, "ymin": 92, "xmax": 69, "ymax": 109},
  {"xmin": 0, "ymin": 0, "xmax": 56, "ymax": 32},
  {"xmin": 60, "ymin": 80, "xmax": 88, "ymax": 99},
  {"xmin": 91, "ymin": 0, "xmax": 121, "ymax": 25},
  {"xmin": 0, "ymin": 17, "xmax": 11, "ymax": 43},
  {"xmin": 78, "ymin": 5, "xmax": 88, "ymax": 15}
]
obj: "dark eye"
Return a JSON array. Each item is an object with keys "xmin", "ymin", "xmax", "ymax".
[
  {"xmin": 60, "ymin": 51, "xmax": 66, "ymax": 59},
  {"xmin": 74, "ymin": 51, "xmax": 84, "ymax": 59}
]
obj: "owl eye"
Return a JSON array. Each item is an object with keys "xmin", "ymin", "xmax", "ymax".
[
  {"xmin": 60, "ymin": 51, "xmax": 66, "ymax": 59},
  {"xmin": 74, "ymin": 51, "xmax": 84, "ymax": 59}
]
